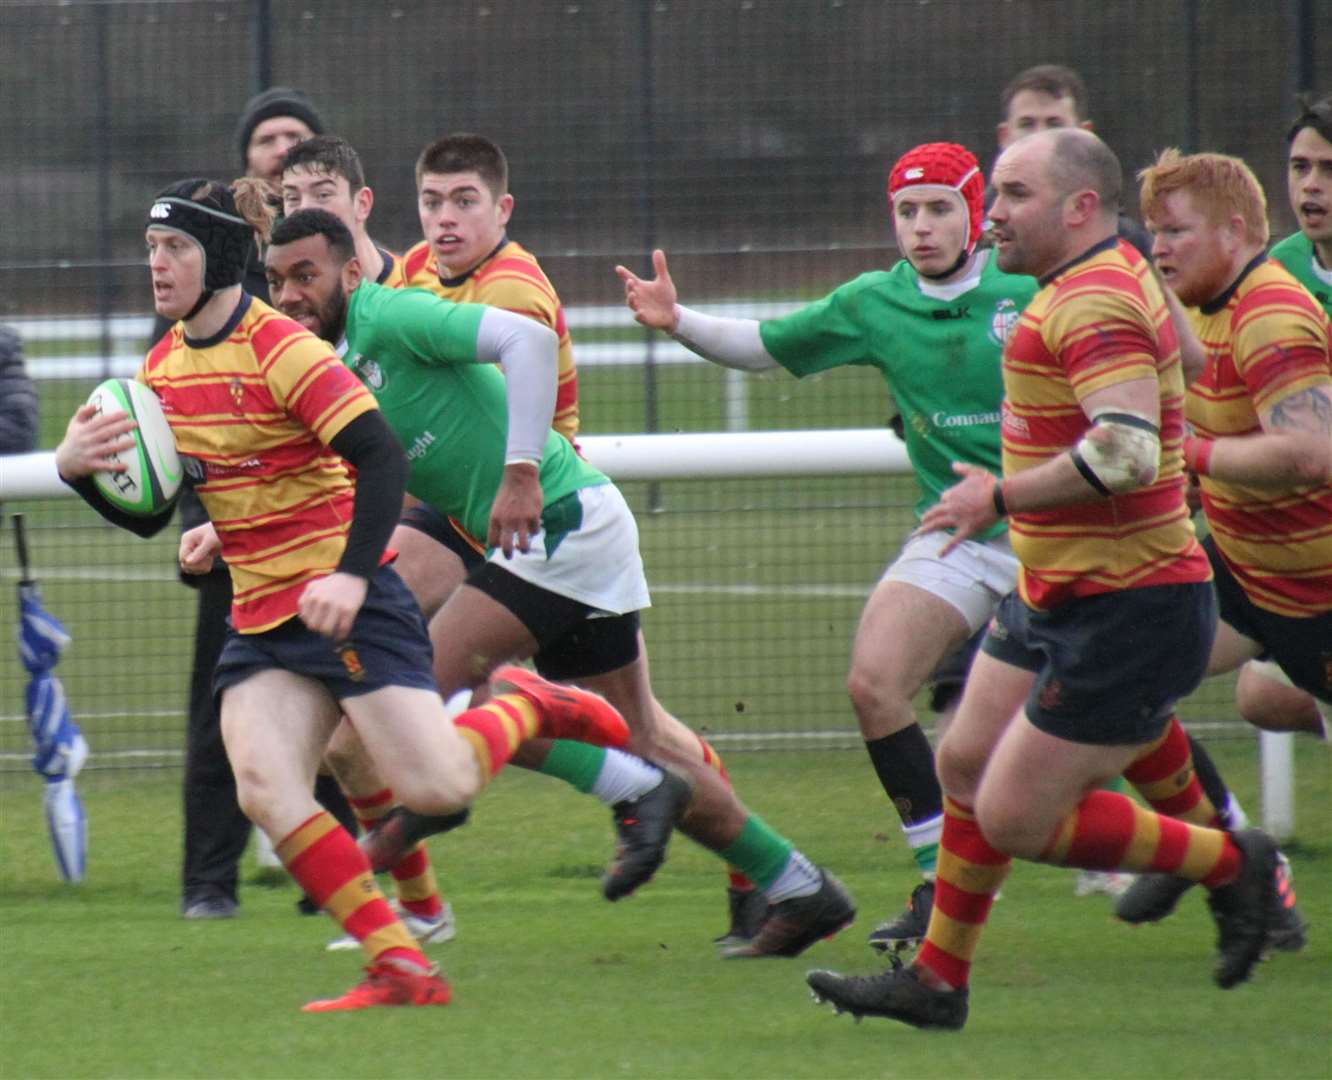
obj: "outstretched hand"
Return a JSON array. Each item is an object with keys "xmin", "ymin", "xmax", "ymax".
[
  {"xmin": 918, "ymin": 462, "xmax": 1003, "ymax": 556},
  {"xmin": 615, "ymin": 248, "xmax": 680, "ymax": 332}
]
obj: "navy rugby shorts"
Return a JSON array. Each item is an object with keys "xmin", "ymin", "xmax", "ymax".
[
  {"xmin": 213, "ymin": 564, "xmax": 437, "ymax": 705},
  {"xmin": 982, "ymin": 581, "xmax": 1216, "ymax": 744}
]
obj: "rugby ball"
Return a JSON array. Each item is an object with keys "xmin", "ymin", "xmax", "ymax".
[{"xmin": 85, "ymin": 378, "xmax": 182, "ymax": 516}]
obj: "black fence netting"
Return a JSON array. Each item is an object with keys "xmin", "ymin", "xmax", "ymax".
[{"xmin": 0, "ymin": 0, "xmax": 1323, "ymax": 767}]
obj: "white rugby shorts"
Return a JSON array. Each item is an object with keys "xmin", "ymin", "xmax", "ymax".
[
  {"xmin": 486, "ymin": 482, "xmax": 651, "ymax": 615},
  {"xmin": 881, "ymin": 528, "xmax": 1018, "ymax": 633}
]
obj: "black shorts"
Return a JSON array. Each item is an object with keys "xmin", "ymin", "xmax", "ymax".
[
  {"xmin": 1204, "ymin": 535, "xmax": 1332, "ymax": 704},
  {"xmin": 928, "ymin": 625, "xmax": 987, "ymax": 713},
  {"xmin": 213, "ymin": 564, "xmax": 437, "ymax": 705},
  {"xmin": 982, "ymin": 582, "xmax": 1217, "ymax": 745},
  {"xmin": 398, "ymin": 503, "xmax": 486, "ymax": 573},
  {"xmin": 466, "ymin": 562, "xmax": 641, "ymax": 680}
]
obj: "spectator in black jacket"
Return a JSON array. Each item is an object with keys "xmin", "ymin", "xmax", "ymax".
[{"xmin": 0, "ymin": 325, "xmax": 39, "ymax": 456}]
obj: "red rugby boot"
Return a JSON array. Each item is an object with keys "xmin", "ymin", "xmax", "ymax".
[
  {"xmin": 490, "ymin": 665, "xmax": 630, "ymax": 748},
  {"xmin": 301, "ymin": 959, "xmax": 452, "ymax": 1013}
]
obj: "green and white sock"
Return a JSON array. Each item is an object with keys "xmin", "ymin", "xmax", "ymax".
[
  {"xmin": 538, "ymin": 740, "xmax": 662, "ymax": 806},
  {"xmin": 591, "ymin": 749, "xmax": 664, "ymax": 806},
  {"xmin": 903, "ymin": 813, "xmax": 942, "ymax": 880},
  {"xmin": 721, "ymin": 815, "xmax": 820, "ymax": 903}
]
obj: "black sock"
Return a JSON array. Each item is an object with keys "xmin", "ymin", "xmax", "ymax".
[
  {"xmin": 1187, "ymin": 734, "xmax": 1234, "ymax": 826},
  {"xmin": 864, "ymin": 725, "xmax": 943, "ymax": 825}
]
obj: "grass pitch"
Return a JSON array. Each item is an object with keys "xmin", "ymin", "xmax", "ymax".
[{"xmin": 1, "ymin": 742, "xmax": 1328, "ymax": 1080}]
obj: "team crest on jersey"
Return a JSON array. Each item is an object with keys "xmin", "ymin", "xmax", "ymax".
[
  {"xmin": 359, "ymin": 358, "xmax": 386, "ymax": 391},
  {"xmin": 229, "ymin": 376, "xmax": 244, "ymax": 413},
  {"xmin": 988, "ymin": 297, "xmax": 1021, "ymax": 347}
]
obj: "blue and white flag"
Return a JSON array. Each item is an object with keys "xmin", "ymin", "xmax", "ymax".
[{"xmin": 18, "ymin": 581, "xmax": 88, "ymax": 882}]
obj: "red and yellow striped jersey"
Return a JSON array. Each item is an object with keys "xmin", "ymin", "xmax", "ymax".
[
  {"xmin": 142, "ymin": 295, "xmax": 379, "ymax": 633},
  {"xmin": 1001, "ymin": 238, "xmax": 1210, "ymax": 609},
  {"xmin": 1185, "ymin": 257, "xmax": 1332, "ymax": 617},
  {"xmin": 376, "ymin": 247, "xmax": 408, "ymax": 289},
  {"xmin": 399, "ymin": 237, "xmax": 579, "ymax": 441}
]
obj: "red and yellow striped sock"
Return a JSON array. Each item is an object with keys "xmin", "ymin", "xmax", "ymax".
[
  {"xmin": 454, "ymin": 693, "xmax": 543, "ymax": 784},
  {"xmin": 696, "ymin": 733, "xmax": 758, "ymax": 893},
  {"xmin": 1123, "ymin": 715, "xmax": 1220, "ymax": 826},
  {"xmin": 915, "ymin": 798, "xmax": 1011, "ymax": 991},
  {"xmin": 277, "ymin": 810, "xmax": 427, "ymax": 970},
  {"xmin": 348, "ymin": 789, "xmax": 443, "ymax": 921},
  {"xmin": 1041, "ymin": 790, "xmax": 1241, "ymax": 887}
]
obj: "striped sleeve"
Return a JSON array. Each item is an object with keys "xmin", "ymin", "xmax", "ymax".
[
  {"xmin": 476, "ymin": 266, "xmax": 561, "ymax": 332},
  {"xmin": 1231, "ymin": 278, "xmax": 1332, "ymax": 414},
  {"xmin": 250, "ymin": 311, "xmax": 378, "ymax": 444},
  {"xmin": 1042, "ymin": 265, "xmax": 1160, "ymax": 399}
]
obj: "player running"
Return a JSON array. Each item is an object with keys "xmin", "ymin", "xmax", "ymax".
[
  {"xmin": 618, "ymin": 142, "xmax": 1035, "ymax": 950},
  {"xmin": 55, "ymin": 178, "xmax": 630, "ymax": 1012},
  {"xmin": 262, "ymin": 207, "xmax": 856, "ymax": 959},
  {"xmin": 280, "ymin": 134, "xmax": 770, "ymax": 945},
  {"xmin": 805, "ymin": 129, "xmax": 1288, "ymax": 1030},
  {"xmin": 1228, "ymin": 93, "xmax": 1332, "ymax": 737},
  {"xmin": 1112, "ymin": 147, "xmax": 1330, "ymax": 936}
]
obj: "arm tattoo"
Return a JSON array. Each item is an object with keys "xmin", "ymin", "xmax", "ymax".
[{"xmin": 1267, "ymin": 386, "xmax": 1332, "ymax": 436}]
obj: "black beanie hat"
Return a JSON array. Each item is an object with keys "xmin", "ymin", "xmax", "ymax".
[{"xmin": 234, "ymin": 86, "xmax": 326, "ymax": 169}]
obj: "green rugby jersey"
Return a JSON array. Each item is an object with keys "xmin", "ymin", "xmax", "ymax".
[
  {"xmin": 341, "ymin": 281, "xmax": 608, "ymax": 544},
  {"xmin": 1269, "ymin": 232, "xmax": 1332, "ymax": 314},
  {"xmin": 758, "ymin": 251, "xmax": 1038, "ymax": 535}
]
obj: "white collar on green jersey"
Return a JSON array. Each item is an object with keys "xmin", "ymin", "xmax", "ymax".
[
  {"xmin": 916, "ymin": 248, "xmax": 989, "ymax": 302},
  {"xmin": 1307, "ymin": 247, "xmax": 1332, "ymax": 287}
]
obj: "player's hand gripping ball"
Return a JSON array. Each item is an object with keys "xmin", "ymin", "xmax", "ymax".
[{"xmin": 85, "ymin": 378, "xmax": 182, "ymax": 515}]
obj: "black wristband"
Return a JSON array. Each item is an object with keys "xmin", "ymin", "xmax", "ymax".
[{"xmin": 992, "ymin": 480, "xmax": 1008, "ymax": 518}]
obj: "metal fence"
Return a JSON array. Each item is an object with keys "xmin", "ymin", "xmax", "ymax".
[{"xmin": 0, "ymin": 0, "xmax": 1323, "ymax": 769}]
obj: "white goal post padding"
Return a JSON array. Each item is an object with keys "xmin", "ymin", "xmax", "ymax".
[{"xmin": 0, "ymin": 429, "xmax": 911, "ymax": 498}]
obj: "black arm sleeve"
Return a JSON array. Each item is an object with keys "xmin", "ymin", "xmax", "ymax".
[
  {"xmin": 61, "ymin": 472, "xmax": 175, "ymax": 538},
  {"xmin": 327, "ymin": 409, "xmax": 407, "ymax": 581}
]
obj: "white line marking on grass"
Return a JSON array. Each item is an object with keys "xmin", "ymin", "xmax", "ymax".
[
  {"xmin": 0, "ymin": 709, "xmax": 181, "ymax": 724},
  {"xmin": 651, "ymin": 582, "xmax": 871, "ymax": 598},
  {"xmin": 0, "ymin": 749, "xmax": 183, "ymax": 763}
]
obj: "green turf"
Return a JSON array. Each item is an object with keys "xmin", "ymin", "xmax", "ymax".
[{"xmin": 0, "ymin": 743, "xmax": 1328, "ymax": 1079}]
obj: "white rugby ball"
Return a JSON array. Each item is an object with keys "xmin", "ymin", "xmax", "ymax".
[{"xmin": 85, "ymin": 378, "xmax": 183, "ymax": 516}]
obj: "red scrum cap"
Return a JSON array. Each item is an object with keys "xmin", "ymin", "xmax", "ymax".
[{"xmin": 888, "ymin": 142, "xmax": 985, "ymax": 254}]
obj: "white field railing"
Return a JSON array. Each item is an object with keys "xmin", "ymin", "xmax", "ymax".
[
  {"xmin": 9, "ymin": 303, "xmax": 801, "ymax": 433},
  {"xmin": 0, "ymin": 428, "xmax": 1297, "ymax": 840}
]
